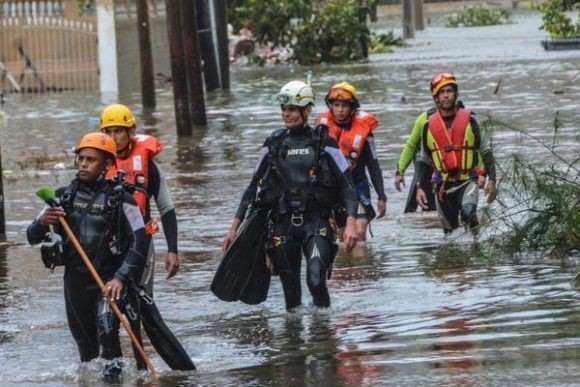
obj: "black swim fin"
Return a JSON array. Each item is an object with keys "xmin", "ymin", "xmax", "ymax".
[
  {"xmin": 404, "ymin": 174, "xmax": 419, "ymax": 213},
  {"xmin": 135, "ymin": 288, "xmax": 196, "ymax": 371},
  {"xmin": 239, "ymin": 243, "xmax": 270, "ymax": 305},
  {"xmin": 211, "ymin": 209, "xmax": 269, "ymax": 302}
]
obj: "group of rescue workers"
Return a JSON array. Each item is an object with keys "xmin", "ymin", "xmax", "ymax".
[{"xmin": 27, "ymin": 71, "xmax": 496, "ymax": 378}]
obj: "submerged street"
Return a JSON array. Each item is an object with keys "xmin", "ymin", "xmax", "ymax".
[{"xmin": 0, "ymin": 10, "xmax": 579, "ymax": 386}]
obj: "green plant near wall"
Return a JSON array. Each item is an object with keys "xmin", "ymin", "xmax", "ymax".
[
  {"xmin": 446, "ymin": 6, "xmax": 511, "ymax": 28},
  {"xmin": 535, "ymin": 0, "xmax": 580, "ymax": 39}
]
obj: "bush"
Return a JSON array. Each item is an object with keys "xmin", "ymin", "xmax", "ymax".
[
  {"xmin": 481, "ymin": 117, "xmax": 579, "ymax": 259},
  {"xmin": 536, "ymin": 0, "xmax": 580, "ymax": 39},
  {"xmin": 446, "ymin": 6, "xmax": 511, "ymax": 27},
  {"xmin": 294, "ymin": 0, "xmax": 373, "ymax": 64},
  {"xmin": 228, "ymin": 0, "xmax": 378, "ymax": 64},
  {"xmin": 228, "ymin": 0, "xmax": 314, "ymax": 47}
]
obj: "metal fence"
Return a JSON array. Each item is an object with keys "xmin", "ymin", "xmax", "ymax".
[{"xmin": 0, "ymin": 0, "xmax": 98, "ymax": 93}]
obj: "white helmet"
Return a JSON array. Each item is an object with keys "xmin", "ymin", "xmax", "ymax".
[{"xmin": 271, "ymin": 80, "xmax": 315, "ymax": 107}]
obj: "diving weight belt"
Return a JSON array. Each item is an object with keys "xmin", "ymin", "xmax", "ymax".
[{"xmin": 211, "ymin": 208, "xmax": 270, "ymax": 304}]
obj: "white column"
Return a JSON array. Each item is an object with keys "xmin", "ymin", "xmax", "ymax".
[{"xmin": 97, "ymin": 0, "xmax": 118, "ymax": 97}]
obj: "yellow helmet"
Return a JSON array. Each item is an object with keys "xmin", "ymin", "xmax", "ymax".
[
  {"xmin": 325, "ymin": 82, "xmax": 360, "ymax": 109},
  {"xmin": 75, "ymin": 132, "xmax": 116, "ymax": 160},
  {"xmin": 100, "ymin": 104, "xmax": 136, "ymax": 130}
]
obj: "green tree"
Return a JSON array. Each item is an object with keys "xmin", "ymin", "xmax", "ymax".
[
  {"xmin": 537, "ymin": 0, "xmax": 580, "ymax": 39},
  {"xmin": 228, "ymin": 0, "xmax": 378, "ymax": 64}
]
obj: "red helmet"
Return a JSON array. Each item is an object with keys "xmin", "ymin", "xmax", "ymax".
[{"xmin": 430, "ymin": 72, "xmax": 457, "ymax": 96}]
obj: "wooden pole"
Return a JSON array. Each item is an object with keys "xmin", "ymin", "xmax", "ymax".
[
  {"xmin": 414, "ymin": 0, "xmax": 425, "ymax": 31},
  {"xmin": 57, "ymin": 217, "xmax": 159, "ymax": 378},
  {"xmin": 213, "ymin": 0, "xmax": 230, "ymax": 89},
  {"xmin": 165, "ymin": 0, "xmax": 192, "ymax": 136},
  {"xmin": 403, "ymin": 0, "xmax": 415, "ymax": 39},
  {"xmin": 358, "ymin": 0, "xmax": 369, "ymax": 58},
  {"xmin": 136, "ymin": 0, "xmax": 156, "ymax": 108},
  {"xmin": 195, "ymin": 0, "xmax": 220, "ymax": 91},
  {"xmin": 0, "ymin": 146, "xmax": 5, "ymax": 239},
  {"xmin": 179, "ymin": 1, "xmax": 208, "ymax": 126}
]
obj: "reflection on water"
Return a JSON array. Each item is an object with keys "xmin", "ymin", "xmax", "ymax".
[{"xmin": 0, "ymin": 11, "xmax": 580, "ymax": 386}]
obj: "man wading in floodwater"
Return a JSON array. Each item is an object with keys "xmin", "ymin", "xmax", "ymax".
[
  {"xmin": 27, "ymin": 133, "xmax": 147, "ymax": 379},
  {"xmin": 415, "ymin": 72, "xmax": 496, "ymax": 235}
]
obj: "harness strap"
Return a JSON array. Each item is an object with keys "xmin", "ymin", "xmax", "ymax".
[{"xmin": 271, "ymin": 226, "xmax": 332, "ymax": 247}]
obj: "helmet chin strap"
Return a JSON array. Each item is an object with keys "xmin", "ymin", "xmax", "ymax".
[
  {"xmin": 299, "ymin": 106, "xmax": 308, "ymax": 123},
  {"xmin": 116, "ymin": 140, "xmax": 133, "ymax": 158}
]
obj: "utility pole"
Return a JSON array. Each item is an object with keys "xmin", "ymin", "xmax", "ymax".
[
  {"xmin": 165, "ymin": 0, "xmax": 192, "ymax": 135},
  {"xmin": 213, "ymin": 0, "xmax": 230, "ymax": 89},
  {"xmin": 195, "ymin": 0, "xmax": 220, "ymax": 91},
  {"xmin": 0, "ymin": 144, "xmax": 5, "ymax": 239},
  {"xmin": 358, "ymin": 0, "xmax": 369, "ymax": 58},
  {"xmin": 136, "ymin": 0, "xmax": 156, "ymax": 108},
  {"xmin": 414, "ymin": 0, "xmax": 425, "ymax": 31},
  {"xmin": 403, "ymin": 0, "xmax": 415, "ymax": 39},
  {"xmin": 179, "ymin": 1, "xmax": 207, "ymax": 125}
]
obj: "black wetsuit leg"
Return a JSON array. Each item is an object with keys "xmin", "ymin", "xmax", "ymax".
[
  {"xmin": 303, "ymin": 235, "xmax": 332, "ymax": 307},
  {"xmin": 95, "ymin": 297, "xmax": 122, "ymax": 360},
  {"xmin": 64, "ymin": 275, "xmax": 99, "ymax": 361},
  {"xmin": 271, "ymin": 239, "xmax": 303, "ymax": 310},
  {"xmin": 64, "ymin": 274, "xmax": 122, "ymax": 362},
  {"xmin": 435, "ymin": 187, "xmax": 461, "ymax": 233}
]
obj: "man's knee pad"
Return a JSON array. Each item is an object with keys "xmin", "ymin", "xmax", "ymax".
[
  {"xmin": 307, "ymin": 256, "xmax": 330, "ymax": 307},
  {"xmin": 461, "ymin": 203, "xmax": 477, "ymax": 224},
  {"xmin": 307, "ymin": 256, "xmax": 327, "ymax": 290}
]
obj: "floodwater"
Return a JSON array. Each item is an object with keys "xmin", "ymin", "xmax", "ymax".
[{"xmin": 1, "ymin": 10, "xmax": 579, "ymax": 387}]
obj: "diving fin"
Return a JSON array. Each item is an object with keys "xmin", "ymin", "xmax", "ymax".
[
  {"xmin": 404, "ymin": 174, "xmax": 419, "ymax": 213},
  {"xmin": 239, "ymin": 239, "xmax": 270, "ymax": 305},
  {"xmin": 135, "ymin": 288, "xmax": 196, "ymax": 371},
  {"xmin": 211, "ymin": 209, "xmax": 268, "ymax": 302},
  {"xmin": 405, "ymin": 173, "xmax": 437, "ymax": 213}
]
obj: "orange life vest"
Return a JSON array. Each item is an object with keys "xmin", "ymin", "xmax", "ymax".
[
  {"xmin": 316, "ymin": 110, "xmax": 379, "ymax": 170},
  {"xmin": 106, "ymin": 134, "xmax": 163, "ymax": 217},
  {"xmin": 427, "ymin": 109, "xmax": 476, "ymax": 177}
]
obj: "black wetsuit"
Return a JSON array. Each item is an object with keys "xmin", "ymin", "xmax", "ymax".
[
  {"xmin": 27, "ymin": 177, "xmax": 147, "ymax": 362},
  {"xmin": 235, "ymin": 125, "xmax": 358, "ymax": 310}
]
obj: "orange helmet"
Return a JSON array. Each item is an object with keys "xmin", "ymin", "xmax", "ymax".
[
  {"xmin": 75, "ymin": 132, "xmax": 116, "ymax": 160},
  {"xmin": 430, "ymin": 72, "xmax": 457, "ymax": 96},
  {"xmin": 325, "ymin": 81, "xmax": 360, "ymax": 109}
]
